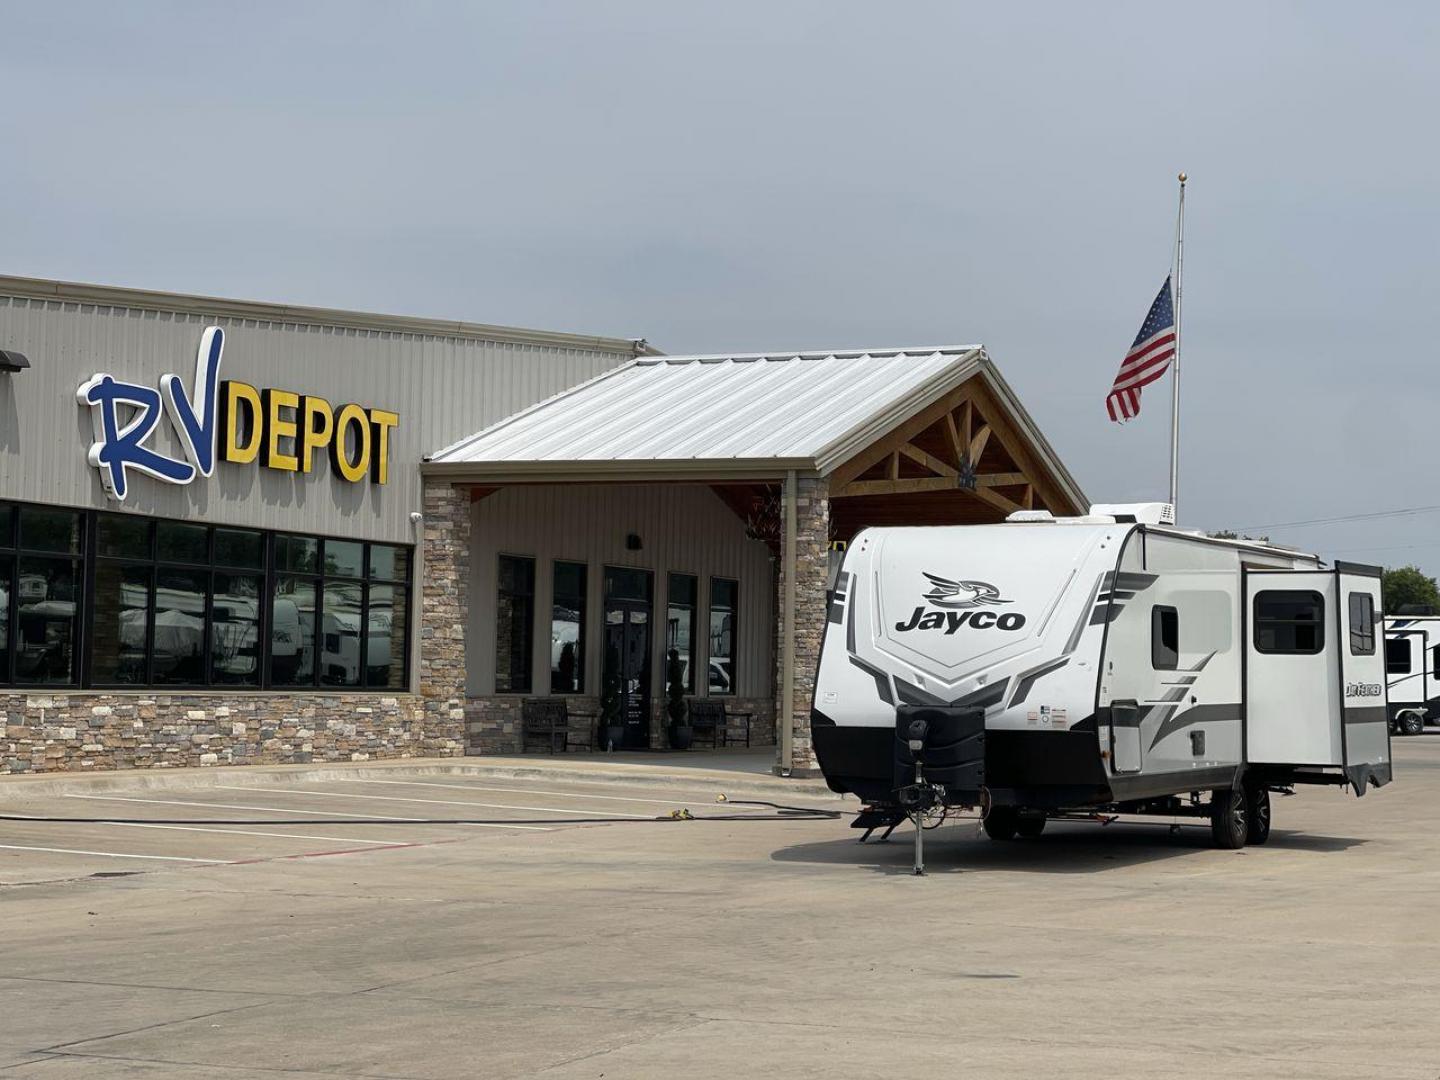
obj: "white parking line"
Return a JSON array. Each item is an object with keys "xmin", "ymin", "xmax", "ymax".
[
  {"xmin": 215, "ymin": 785, "xmax": 654, "ymax": 819},
  {"xmin": 333, "ymin": 777, "xmax": 742, "ymax": 808},
  {"xmin": 96, "ymin": 822, "xmax": 417, "ymax": 846},
  {"xmin": 63, "ymin": 794, "xmax": 551, "ymax": 831},
  {"xmin": 0, "ymin": 843, "xmax": 223, "ymax": 863}
]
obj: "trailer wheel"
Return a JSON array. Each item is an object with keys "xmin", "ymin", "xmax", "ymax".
[
  {"xmin": 1016, "ymin": 811, "xmax": 1047, "ymax": 838},
  {"xmin": 983, "ymin": 806, "xmax": 1019, "ymax": 841},
  {"xmin": 1244, "ymin": 785, "xmax": 1271, "ymax": 845},
  {"xmin": 1400, "ymin": 712, "xmax": 1425, "ymax": 737},
  {"xmin": 1209, "ymin": 788, "xmax": 1247, "ymax": 849}
]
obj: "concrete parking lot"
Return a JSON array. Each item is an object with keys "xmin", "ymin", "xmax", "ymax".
[{"xmin": 1, "ymin": 739, "xmax": 1439, "ymax": 1079}]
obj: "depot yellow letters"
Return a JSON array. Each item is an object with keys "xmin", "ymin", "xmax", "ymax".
[{"xmin": 219, "ymin": 379, "xmax": 398, "ymax": 485}]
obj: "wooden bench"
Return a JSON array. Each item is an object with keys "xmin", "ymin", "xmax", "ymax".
[
  {"xmin": 687, "ymin": 700, "xmax": 753, "ymax": 749},
  {"xmin": 522, "ymin": 698, "xmax": 596, "ymax": 754}
]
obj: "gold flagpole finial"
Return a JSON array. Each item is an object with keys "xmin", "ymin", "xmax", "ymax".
[{"xmin": 1178, "ymin": 172, "xmax": 1188, "ymax": 183}]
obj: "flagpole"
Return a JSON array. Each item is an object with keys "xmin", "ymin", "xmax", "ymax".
[{"xmin": 1169, "ymin": 172, "xmax": 1187, "ymax": 516}]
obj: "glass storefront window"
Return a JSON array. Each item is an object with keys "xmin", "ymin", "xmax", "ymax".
[
  {"xmin": 214, "ymin": 528, "xmax": 264, "ymax": 569},
  {"xmin": 325, "ymin": 541, "xmax": 364, "ymax": 579},
  {"xmin": 157, "ymin": 522, "xmax": 209, "ymax": 564},
  {"xmin": 666, "ymin": 573, "xmax": 697, "ymax": 694},
  {"xmin": 271, "ymin": 576, "xmax": 317, "ymax": 687},
  {"xmin": 366, "ymin": 584, "xmax": 407, "ymax": 690},
  {"xmin": 211, "ymin": 572, "xmax": 262, "ymax": 686},
  {"xmin": 152, "ymin": 568, "xmax": 208, "ymax": 685},
  {"xmin": 14, "ymin": 556, "xmax": 79, "ymax": 684},
  {"xmin": 708, "ymin": 578, "xmax": 737, "ymax": 696},
  {"xmin": 0, "ymin": 502, "xmax": 411, "ymax": 692},
  {"xmin": 496, "ymin": 555, "xmax": 535, "ymax": 694},
  {"xmin": 550, "ymin": 561, "xmax": 587, "ymax": 694},
  {"xmin": 320, "ymin": 579, "xmax": 363, "ymax": 687},
  {"xmin": 90, "ymin": 562, "xmax": 152, "ymax": 685},
  {"xmin": 97, "ymin": 514, "xmax": 152, "ymax": 559},
  {"xmin": 20, "ymin": 507, "xmax": 80, "ymax": 554}
]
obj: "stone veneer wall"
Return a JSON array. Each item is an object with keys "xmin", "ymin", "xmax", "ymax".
[
  {"xmin": 465, "ymin": 695, "xmax": 776, "ymax": 754},
  {"xmin": 775, "ymin": 477, "xmax": 829, "ymax": 776},
  {"xmin": 0, "ymin": 481, "xmax": 470, "ymax": 774}
]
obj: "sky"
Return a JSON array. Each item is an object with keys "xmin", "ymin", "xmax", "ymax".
[{"xmin": 4, "ymin": 2, "xmax": 1438, "ymax": 572}]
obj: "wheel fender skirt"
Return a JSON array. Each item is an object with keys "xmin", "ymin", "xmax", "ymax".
[{"xmin": 1345, "ymin": 762, "xmax": 1393, "ymax": 796}]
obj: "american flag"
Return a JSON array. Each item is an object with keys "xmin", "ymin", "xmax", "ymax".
[{"xmin": 1106, "ymin": 276, "xmax": 1177, "ymax": 422}]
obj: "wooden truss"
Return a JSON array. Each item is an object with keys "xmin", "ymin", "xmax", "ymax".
[{"xmin": 827, "ymin": 382, "xmax": 1060, "ymax": 516}]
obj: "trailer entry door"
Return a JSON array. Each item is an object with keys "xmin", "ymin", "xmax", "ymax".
[
  {"xmin": 1336, "ymin": 568, "xmax": 1391, "ymax": 793},
  {"xmin": 1244, "ymin": 571, "xmax": 1340, "ymax": 766}
]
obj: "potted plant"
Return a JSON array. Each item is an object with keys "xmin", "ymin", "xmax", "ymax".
[
  {"xmin": 665, "ymin": 649, "xmax": 692, "ymax": 750},
  {"xmin": 599, "ymin": 643, "xmax": 626, "ymax": 752}
]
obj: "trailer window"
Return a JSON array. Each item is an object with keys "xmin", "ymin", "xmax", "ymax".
[
  {"xmin": 1386, "ymin": 637, "xmax": 1412, "ymax": 675},
  {"xmin": 1253, "ymin": 590, "xmax": 1324, "ymax": 654},
  {"xmin": 1151, "ymin": 606, "xmax": 1179, "ymax": 669},
  {"xmin": 1347, "ymin": 593, "xmax": 1376, "ymax": 655}
]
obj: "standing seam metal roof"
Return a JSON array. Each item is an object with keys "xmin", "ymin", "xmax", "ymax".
[{"xmin": 428, "ymin": 346, "xmax": 985, "ymax": 469}]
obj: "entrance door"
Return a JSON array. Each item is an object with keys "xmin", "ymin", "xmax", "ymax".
[
  {"xmin": 1337, "ymin": 567, "xmax": 1391, "ymax": 790},
  {"xmin": 603, "ymin": 567, "xmax": 653, "ymax": 749},
  {"xmin": 1244, "ymin": 571, "xmax": 1340, "ymax": 765}
]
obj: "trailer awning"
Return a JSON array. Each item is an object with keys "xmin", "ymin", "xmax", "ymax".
[{"xmin": 424, "ymin": 345, "xmax": 1087, "ymax": 514}]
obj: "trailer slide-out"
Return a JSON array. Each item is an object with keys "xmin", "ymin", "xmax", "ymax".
[{"xmin": 811, "ymin": 503, "xmax": 1392, "ymax": 849}]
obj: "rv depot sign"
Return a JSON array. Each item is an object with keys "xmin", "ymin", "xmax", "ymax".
[{"xmin": 77, "ymin": 327, "xmax": 399, "ymax": 501}]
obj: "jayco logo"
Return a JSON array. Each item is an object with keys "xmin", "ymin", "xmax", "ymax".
[
  {"xmin": 895, "ymin": 573, "xmax": 1026, "ymax": 634},
  {"xmin": 77, "ymin": 327, "xmax": 399, "ymax": 502}
]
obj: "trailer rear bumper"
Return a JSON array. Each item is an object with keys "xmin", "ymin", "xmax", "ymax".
[{"xmin": 811, "ymin": 713, "xmax": 1112, "ymax": 808}]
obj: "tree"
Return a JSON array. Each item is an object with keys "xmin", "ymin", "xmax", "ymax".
[
  {"xmin": 1382, "ymin": 565, "xmax": 1440, "ymax": 615},
  {"xmin": 1207, "ymin": 529, "xmax": 1271, "ymax": 544}
]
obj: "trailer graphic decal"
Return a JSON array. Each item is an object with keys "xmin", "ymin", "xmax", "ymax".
[{"xmin": 920, "ymin": 574, "xmax": 1011, "ymax": 609}]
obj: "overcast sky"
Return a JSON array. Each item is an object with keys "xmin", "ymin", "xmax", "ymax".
[{"xmin": 5, "ymin": 2, "xmax": 1437, "ymax": 571}]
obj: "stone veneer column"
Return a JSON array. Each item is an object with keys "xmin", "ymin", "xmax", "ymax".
[
  {"xmin": 776, "ymin": 476, "xmax": 829, "ymax": 776},
  {"xmin": 418, "ymin": 480, "xmax": 470, "ymax": 756}
]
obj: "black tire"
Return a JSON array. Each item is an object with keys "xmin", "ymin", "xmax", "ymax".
[
  {"xmin": 1401, "ymin": 712, "xmax": 1425, "ymax": 737},
  {"xmin": 1016, "ymin": 812, "xmax": 1047, "ymax": 839},
  {"xmin": 983, "ymin": 806, "xmax": 1019, "ymax": 841},
  {"xmin": 1209, "ymin": 787, "xmax": 1247, "ymax": 849},
  {"xmin": 1245, "ymin": 785, "xmax": 1271, "ymax": 845}
]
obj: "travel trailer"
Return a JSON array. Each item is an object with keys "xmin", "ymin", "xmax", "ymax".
[
  {"xmin": 1384, "ymin": 615, "xmax": 1440, "ymax": 736},
  {"xmin": 812, "ymin": 504, "xmax": 1392, "ymax": 849}
]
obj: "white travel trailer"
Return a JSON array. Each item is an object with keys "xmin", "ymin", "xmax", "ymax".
[
  {"xmin": 1383, "ymin": 615, "xmax": 1440, "ymax": 736},
  {"xmin": 812, "ymin": 504, "xmax": 1392, "ymax": 848}
]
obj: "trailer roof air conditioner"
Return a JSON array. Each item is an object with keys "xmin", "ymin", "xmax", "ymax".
[{"xmin": 1088, "ymin": 502, "xmax": 1175, "ymax": 525}]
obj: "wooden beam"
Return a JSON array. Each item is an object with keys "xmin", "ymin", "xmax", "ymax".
[
  {"xmin": 966, "ymin": 485, "xmax": 1022, "ymax": 515},
  {"xmin": 832, "ymin": 476, "xmax": 965, "ymax": 498},
  {"xmin": 943, "ymin": 411, "xmax": 963, "ymax": 469},
  {"xmin": 888, "ymin": 451, "xmax": 900, "ymax": 480},
  {"xmin": 974, "ymin": 471, "xmax": 1027, "ymax": 488},
  {"xmin": 1022, "ymin": 484, "xmax": 1035, "ymax": 510},
  {"xmin": 968, "ymin": 423, "xmax": 992, "ymax": 464},
  {"xmin": 827, "ymin": 382, "xmax": 978, "ymax": 489},
  {"xmin": 898, "ymin": 442, "xmax": 958, "ymax": 479},
  {"xmin": 959, "ymin": 400, "xmax": 972, "ymax": 448},
  {"xmin": 966, "ymin": 383, "xmax": 1075, "ymax": 514}
]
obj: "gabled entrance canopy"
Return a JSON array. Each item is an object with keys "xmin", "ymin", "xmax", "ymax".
[
  {"xmin": 424, "ymin": 345, "xmax": 1087, "ymax": 524},
  {"xmin": 426, "ymin": 345, "xmax": 1088, "ymax": 777}
]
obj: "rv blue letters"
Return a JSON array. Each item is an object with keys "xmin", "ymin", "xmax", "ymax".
[{"xmin": 77, "ymin": 327, "xmax": 226, "ymax": 501}]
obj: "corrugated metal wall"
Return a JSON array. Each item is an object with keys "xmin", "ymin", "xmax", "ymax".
[
  {"xmin": 0, "ymin": 292, "xmax": 633, "ymax": 542},
  {"xmin": 468, "ymin": 484, "xmax": 775, "ymax": 700}
]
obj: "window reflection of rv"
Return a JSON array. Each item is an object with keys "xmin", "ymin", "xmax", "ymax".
[
  {"xmin": 321, "ymin": 610, "xmax": 392, "ymax": 684},
  {"xmin": 14, "ymin": 576, "xmax": 76, "ymax": 681},
  {"xmin": 269, "ymin": 597, "xmax": 305, "ymax": 683}
]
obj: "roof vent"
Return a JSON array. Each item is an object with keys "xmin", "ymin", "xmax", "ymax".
[
  {"xmin": 1006, "ymin": 510, "xmax": 1055, "ymax": 523},
  {"xmin": 1088, "ymin": 502, "xmax": 1175, "ymax": 525}
]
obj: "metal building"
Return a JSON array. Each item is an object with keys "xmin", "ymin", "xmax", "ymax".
[{"xmin": 0, "ymin": 275, "xmax": 1086, "ymax": 776}]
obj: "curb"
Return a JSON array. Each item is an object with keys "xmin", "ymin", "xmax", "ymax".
[{"xmin": 0, "ymin": 756, "xmax": 842, "ymax": 804}]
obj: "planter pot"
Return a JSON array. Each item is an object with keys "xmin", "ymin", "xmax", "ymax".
[
  {"xmin": 668, "ymin": 725, "xmax": 693, "ymax": 751},
  {"xmin": 604, "ymin": 725, "xmax": 626, "ymax": 752}
]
